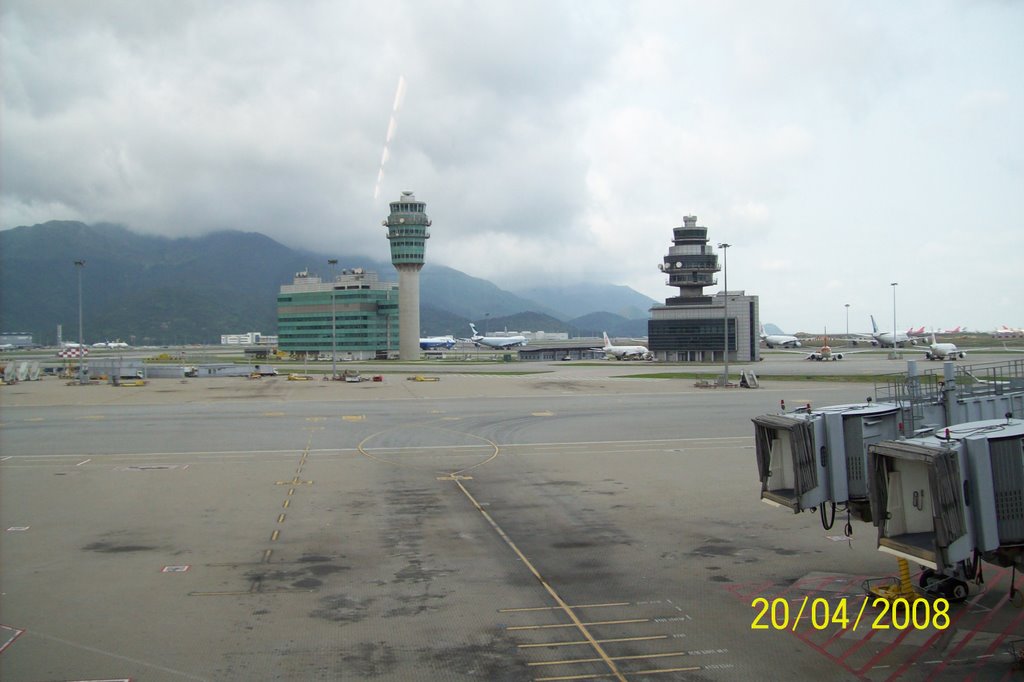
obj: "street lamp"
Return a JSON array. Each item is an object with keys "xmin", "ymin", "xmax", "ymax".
[
  {"xmin": 718, "ymin": 243, "xmax": 731, "ymax": 385},
  {"xmin": 74, "ymin": 260, "xmax": 86, "ymax": 384},
  {"xmin": 845, "ymin": 303, "xmax": 850, "ymax": 341},
  {"xmin": 328, "ymin": 259, "xmax": 338, "ymax": 379},
  {"xmin": 890, "ymin": 282, "xmax": 899, "ymax": 358}
]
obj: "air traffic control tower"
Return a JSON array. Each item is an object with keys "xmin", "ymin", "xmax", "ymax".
[
  {"xmin": 648, "ymin": 215, "xmax": 760, "ymax": 362},
  {"xmin": 383, "ymin": 191, "xmax": 431, "ymax": 360}
]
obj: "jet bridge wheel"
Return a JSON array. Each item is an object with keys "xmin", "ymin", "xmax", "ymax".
[
  {"xmin": 944, "ymin": 580, "xmax": 969, "ymax": 602},
  {"xmin": 918, "ymin": 569, "xmax": 969, "ymax": 603}
]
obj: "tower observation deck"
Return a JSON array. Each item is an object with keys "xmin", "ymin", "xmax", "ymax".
[
  {"xmin": 658, "ymin": 215, "xmax": 720, "ymax": 306},
  {"xmin": 383, "ymin": 191, "xmax": 431, "ymax": 359}
]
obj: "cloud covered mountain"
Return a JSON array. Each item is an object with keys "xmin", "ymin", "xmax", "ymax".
[{"xmin": 0, "ymin": 221, "xmax": 654, "ymax": 345}]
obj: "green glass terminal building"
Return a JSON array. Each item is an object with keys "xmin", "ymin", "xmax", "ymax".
[{"xmin": 276, "ymin": 268, "xmax": 399, "ymax": 360}]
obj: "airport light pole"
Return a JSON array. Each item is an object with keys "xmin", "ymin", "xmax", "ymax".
[
  {"xmin": 891, "ymin": 282, "xmax": 899, "ymax": 358},
  {"xmin": 328, "ymin": 259, "xmax": 338, "ymax": 379},
  {"xmin": 845, "ymin": 303, "xmax": 850, "ymax": 341},
  {"xmin": 718, "ymin": 243, "xmax": 731, "ymax": 385},
  {"xmin": 74, "ymin": 259, "xmax": 86, "ymax": 384}
]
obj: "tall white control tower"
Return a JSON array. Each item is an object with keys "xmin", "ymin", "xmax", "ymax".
[{"xmin": 382, "ymin": 191, "xmax": 431, "ymax": 360}]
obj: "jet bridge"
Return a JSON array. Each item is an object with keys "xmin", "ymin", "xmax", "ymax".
[
  {"xmin": 752, "ymin": 359, "xmax": 1024, "ymax": 525},
  {"xmin": 753, "ymin": 402, "xmax": 901, "ymax": 520},
  {"xmin": 868, "ymin": 418, "xmax": 1024, "ymax": 602}
]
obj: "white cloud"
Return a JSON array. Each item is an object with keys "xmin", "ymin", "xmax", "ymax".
[{"xmin": 2, "ymin": 0, "xmax": 1023, "ymax": 331}]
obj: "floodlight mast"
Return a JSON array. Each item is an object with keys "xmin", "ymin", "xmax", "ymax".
[
  {"xmin": 74, "ymin": 259, "xmax": 86, "ymax": 384},
  {"xmin": 718, "ymin": 243, "xmax": 731, "ymax": 385},
  {"xmin": 328, "ymin": 259, "xmax": 338, "ymax": 379}
]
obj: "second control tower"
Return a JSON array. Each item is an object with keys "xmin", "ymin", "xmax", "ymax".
[{"xmin": 383, "ymin": 191, "xmax": 431, "ymax": 359}]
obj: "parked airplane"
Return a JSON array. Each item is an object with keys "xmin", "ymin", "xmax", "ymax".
[
  {"xmin": 759, "ymin": 325, "xmax": 801, "ymax": 349},
  {"xmin": 992, "ymin": 325, "xmax": 1024, "ymax": 339},
  {"xmin": 804, "ymin": 331, "xmax": 843, "ymax": 361},
  {"xmin": 848, "ymin": 315, "xmax": 919, "ymax": 347},
  {"xmin": 419, "ymin": 335, "xmax": 457, "ymax": 350},
  {"xmin": 918, "ymin": 332, "xmax": 966, "ymax": 361},
  {"xmin": 599, "ymin": 332, "xmax": 650, "ymax": 360},
  {"xmin": 468, "ymin": 324, "xmax": 527, "ymax": 349},
  {"xmin": 92, "ymin": 340, "xmax": 130, "ymax": 349}
]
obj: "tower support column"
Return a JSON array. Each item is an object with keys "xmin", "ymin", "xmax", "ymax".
[{"xmin": 396, "ymin": 266, "xmax": 421, "ymax": 360}]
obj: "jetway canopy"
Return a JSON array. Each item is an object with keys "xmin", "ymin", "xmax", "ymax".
[{"xmin": 753, "ymin": 414, "xmax": 818, "ymax": 508}]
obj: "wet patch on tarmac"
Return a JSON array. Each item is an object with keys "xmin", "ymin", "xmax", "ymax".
[
  {"xmin": 82, "ymin": 541, "xmax": 158, "ymax": 553},
  {"xmin": 311, "ymin": 594, "xmax": 375, "ymax": 623},
  {"xmin": 382, "ymin": 592, "xmax": 448, "ymax": 618},
  {"xmin": 393, "ymin": 558, "xmax": 448, "ymax": 584},
  {"xmin": 336, "ymin": 641, "xmax": 398, "ymax": 677},
  {"xmin": 419, "ymin": 630, "xmax": 530, "ymax": 681}
]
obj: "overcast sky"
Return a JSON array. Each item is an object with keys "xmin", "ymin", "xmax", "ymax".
[{"xmin": 2, "ymin": 0, "xmax": 1021, "ymax": 333}]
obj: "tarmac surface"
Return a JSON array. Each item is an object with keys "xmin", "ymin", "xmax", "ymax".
[{"xmin": 1, "ymin": 351, "xmax": 1022, "ymax": 681}]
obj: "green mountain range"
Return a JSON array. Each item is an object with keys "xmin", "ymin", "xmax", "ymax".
[{"xmin": 0, "ymin": 221, "xmax": 657, "ymax": 345}]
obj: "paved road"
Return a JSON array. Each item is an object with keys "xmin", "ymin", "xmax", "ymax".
[{"xmin": 1, "ymin": 356, "xmax": 1022, "ymax": 681}]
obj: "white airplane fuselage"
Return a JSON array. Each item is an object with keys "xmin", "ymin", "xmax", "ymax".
[
  {"xmin": 923, "ymin": 334, "xmax": 965, "ymax": 361},
  {"xmin": 602, "ymin": 332, "xmax": 649, "ymax": 360},
  {"xmin": 468, "ymin": 324, "xmax": 526, "ymax": 349},
  {"xmin": 762, "ymin": 334, "xmax": 801, "ymax": 349},
  {"xmin": 420, "ymin": 336, "xmax": 456, "ymax": 350}
]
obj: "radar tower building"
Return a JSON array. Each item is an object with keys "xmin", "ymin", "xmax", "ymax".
[
  {"xmin": 649, "ymin": 215, "xmax": 760, "ymax": 362},
  {"xmin": 383, "ymin": 191, "xmax": 431, "ymax": 360}
]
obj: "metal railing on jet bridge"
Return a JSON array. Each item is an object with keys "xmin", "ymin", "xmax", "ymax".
[{"xmin": 873, "ymin": 359, "xmax": 1024, "ymax": 435}]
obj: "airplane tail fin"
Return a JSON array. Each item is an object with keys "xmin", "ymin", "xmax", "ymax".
[
  {"xmin": 603, "ymin": 332, "xmax": 611, "ymax": 347},
  {"xmin": 469, "ymin": 323, "xmax": 478, "ymax": 336},
  {"xmin": 870, "ymin": 315, "xmax": 878, "ymax": 333}
]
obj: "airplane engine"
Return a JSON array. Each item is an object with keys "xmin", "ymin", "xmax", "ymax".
[
  {"xmin": 833, "ymin": 352, "xmax": 844, "ymax": 360},
  {"xmin": 957, "ymin": 351, "xmax": 967, "ymax": 359}
]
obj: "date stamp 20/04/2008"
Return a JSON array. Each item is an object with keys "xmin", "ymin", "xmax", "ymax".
[{"xmin": 751, "ymin": 596, "xmax": 950, "ymax": 633}]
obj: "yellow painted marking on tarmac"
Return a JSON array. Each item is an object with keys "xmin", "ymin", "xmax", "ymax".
[
  {"xmin": 356, "ymin": 423, "xmax": 500, "ymax": 475},
  {"xmin": 534, "ymin": 667, "xmax": 699, "ymax": 681},
  {"xmin": 507, "ymin": 619, "xmax": 648, "ymax": 631},
  {"xmin": 263, "ymin": 412, "xmax": 285, "ymax": 417},
  {"xmin": 275, "ymin": 478, "xmax": 312, "ymax": 485},
  {"xmin": 529, "ymin": 652, "xmax": 692, "ymax": 667},
  {"xmin": 282, "ymin": 499, "xmax": 290, "ymax": 508},
  {"xmin": 532, "ymin": 411, "xmax": 554, "ymax": 417},
  {"xmin": 501, "ymin": 602, "xmax": 629, "ymax": 613},
  {"xmin": 342, "ymin": 415, "xmax": 365, "ymax": 421},
  {"xmin": 25, "ymin": 417, "xmax": 44, "ymax": 422},
  {"xmin": 441, "ymin": 416, "xmax": 461, "ymax": 421},
  {"xmin": 270, "ymin": 530, "xmax": 280, "ymax": 542},
  {"xmin": 452, "ymin": 478, "xmax": 627, "ymax": 682},
  {"xmin": 189, "ymin": 590, "xmax": 257, "ymax": 597},
  {"xmin": 75, "ymin": 415, "xmax": 106, "ymax": 420},
  {"xmin": 288, "ymin": 488, "xmax": 295, "ymax": 496},
  {"xmin": 262, "ymin": 549, "xmax": 273, "ymax": 563},
  {"xmin": 277, "ymin": 513, "xmax": 286, "ymax": 524},
  {"xmin": 518, "ymin": 636, "xmax": 667, "ymax": 649},
  {"xmin": 437, "ymin": 474, "xmax": 473, "ymax": 481},
  {"xmin": 305, "ymin": 417, "xmax": 326, "ymax": 422},
  {"xmin": 189, "ymin": 587, "xmax": 314, "ymax": 597}
]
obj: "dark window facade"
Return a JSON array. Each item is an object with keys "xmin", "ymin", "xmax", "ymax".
[{"xmin": 649, "ymin": 318, "xmax": 734, "ymax": 352}]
